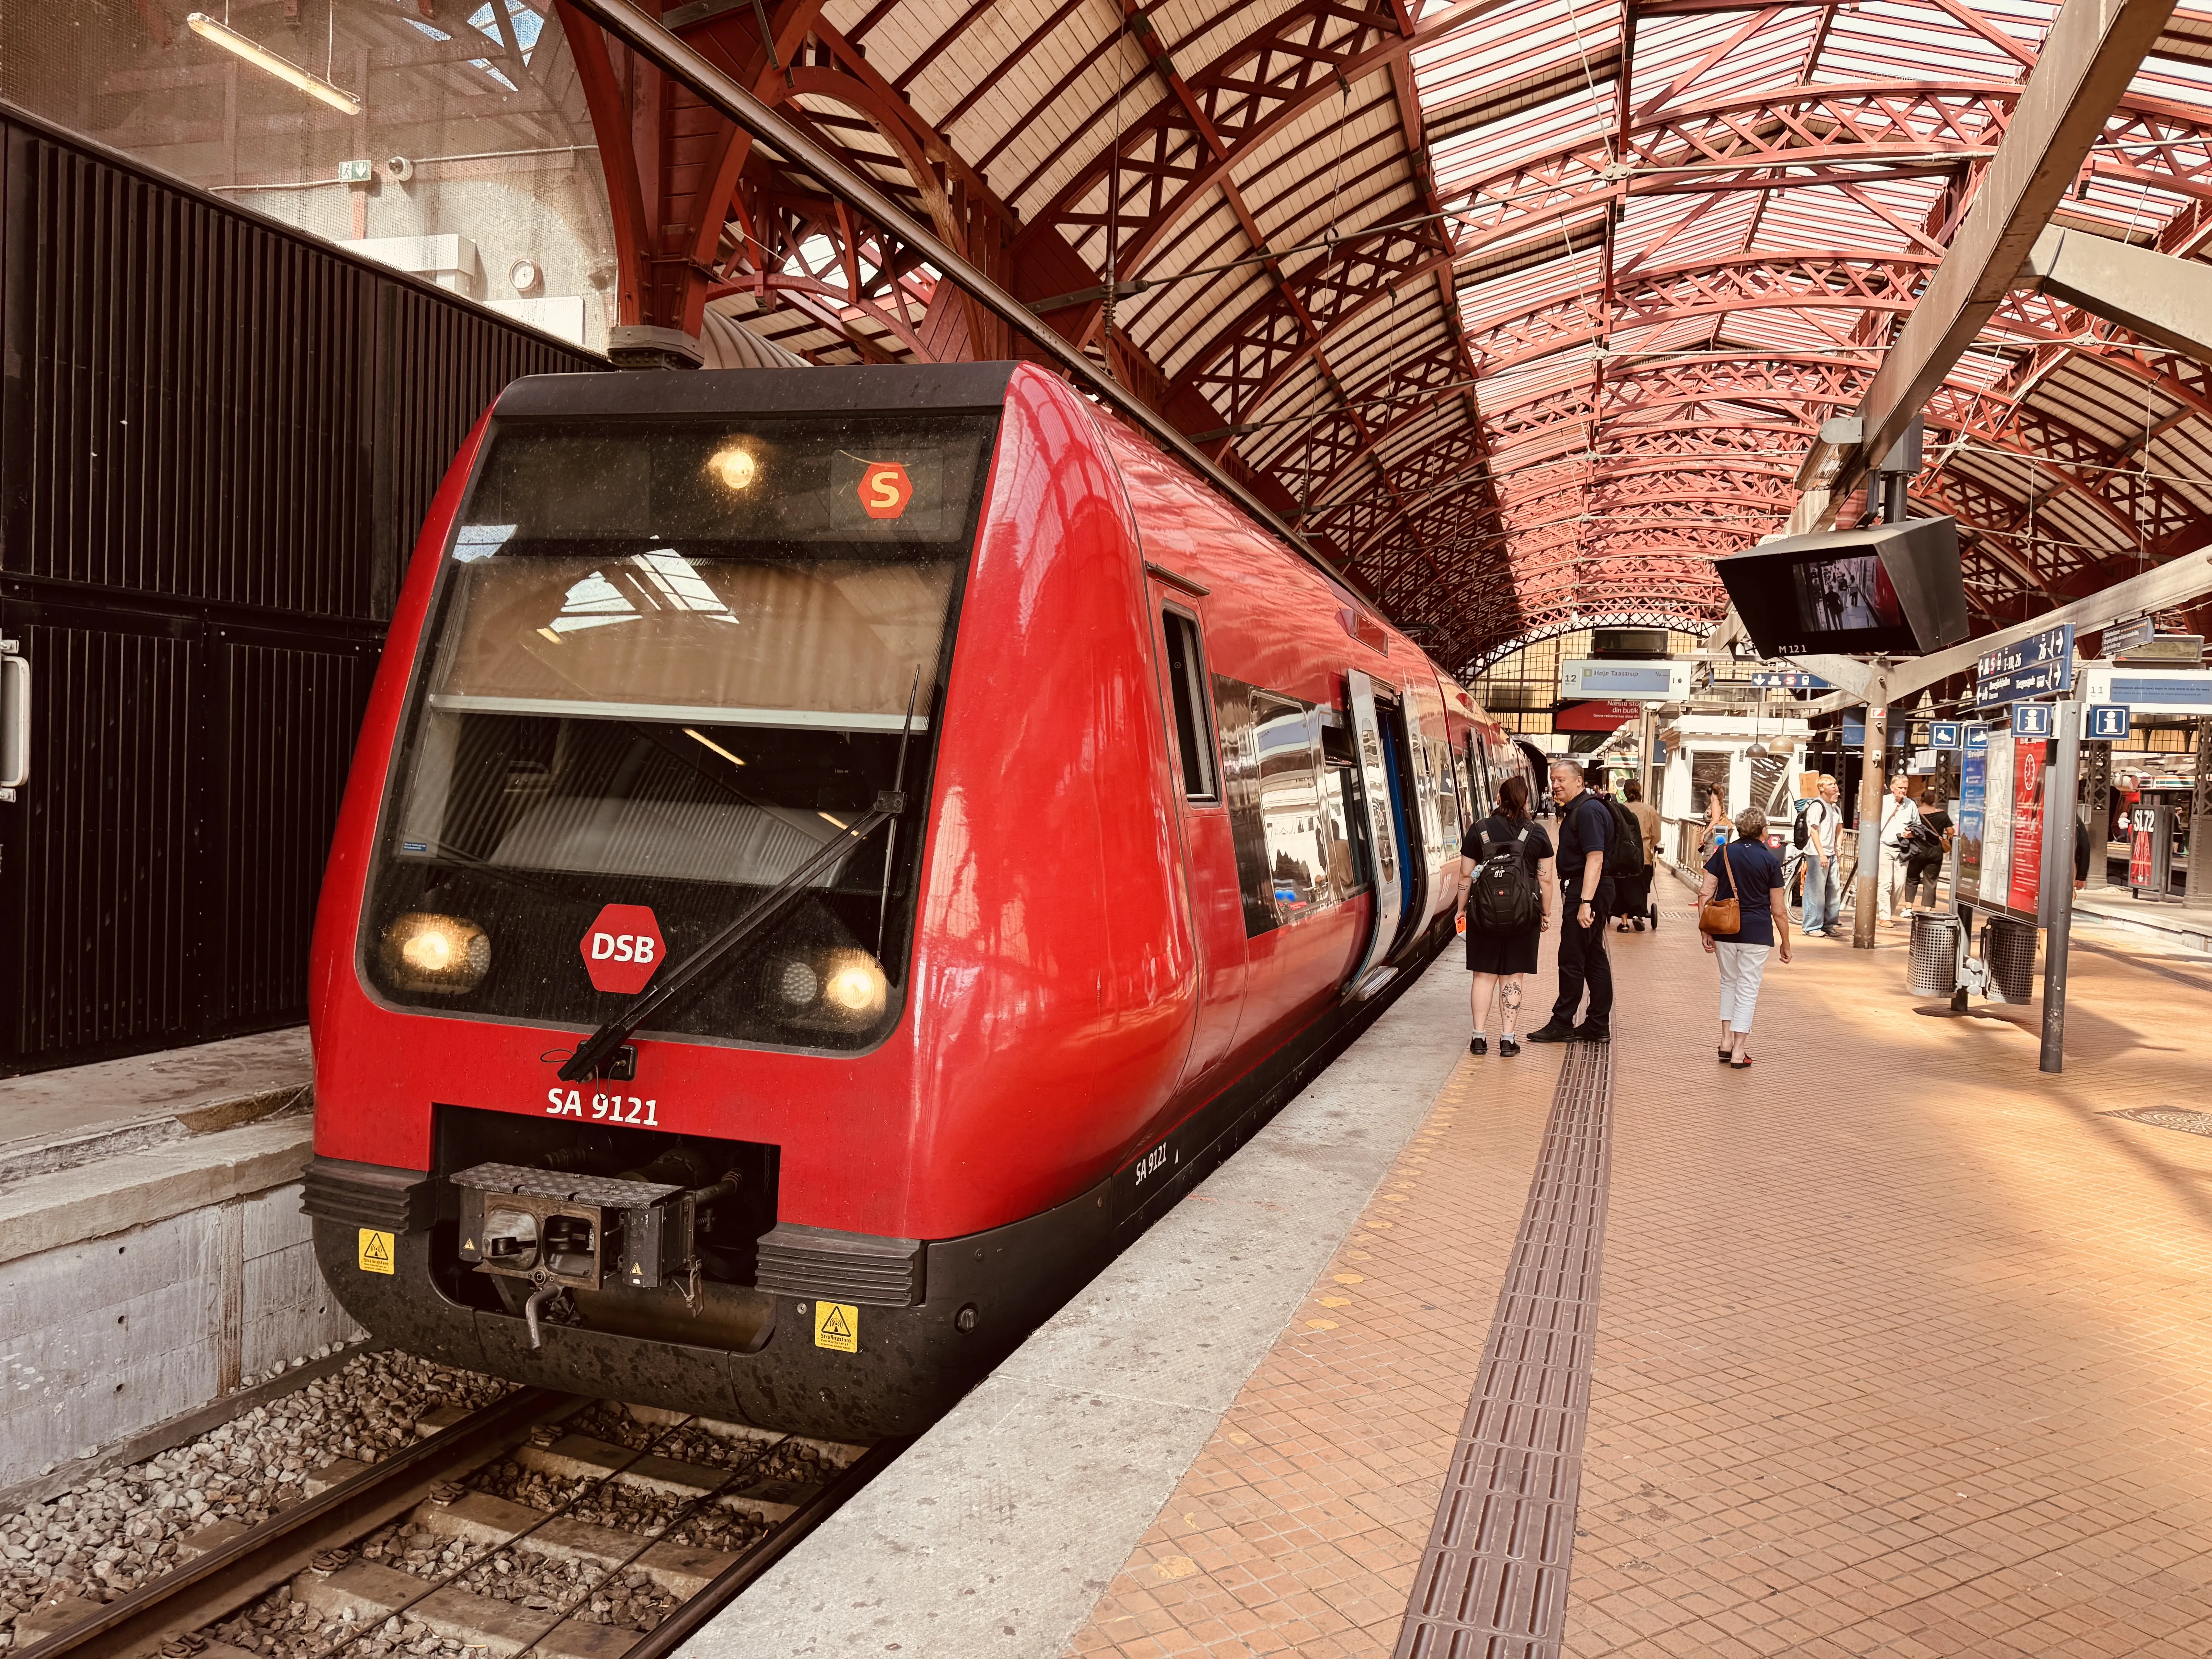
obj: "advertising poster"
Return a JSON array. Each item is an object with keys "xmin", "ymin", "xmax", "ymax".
[
  {"xmin": 1957, "ymin": 742, "xmax": 1987, "ymax": 903},
  {"xmin": 2008, "ymin": 739, "xmax": 2046, "ymax": 916},
  {"xmin": 1980, "ymin": 732, "xmax": 2016, "ymax": 907}
]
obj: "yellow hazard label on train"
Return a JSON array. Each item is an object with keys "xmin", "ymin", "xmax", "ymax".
[
  {"xmin": 357, "ymin": 1229, "xmax": 396, "ymax": 1275},
  {"xmin": 813, "ymin": 1301, "xmax": 858, "ymax": 1352}
]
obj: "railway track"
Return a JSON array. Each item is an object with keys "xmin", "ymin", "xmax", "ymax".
[{"xmin": 15, "ymin": 1388, "xmax": 896, "ymax": 1659}]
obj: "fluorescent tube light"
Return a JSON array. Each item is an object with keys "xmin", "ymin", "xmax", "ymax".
[{"xmin": 186, "ymin": 13, "xmax": 362, "ymax": 115}]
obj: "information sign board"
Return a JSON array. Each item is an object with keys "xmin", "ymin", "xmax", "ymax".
[
  {"xmin": 2007, "ymin": 737, "xmax": 2047, "ymax": 917},
  {"xmin": 1559, "ymin": 659, "xmax": 1692, "ymax": 701},
  {"xmin": 1956, "ymin": 737, "xmax": 1987, "ymax": 903},
  {"xmin": 2106, "ymin": 616, "xmax": 2156, "ymax": 656},
  {"xmin": 1976, "ymin": 623, "xmax": 2074, "ymax": 705},
  {"xmin": 1968, "ymin": 730, "xmax": 2046, "ymax": 919},
  {"xmin": 1749, "ymin": 670, "xmax": 1832, "ymax": 689},
  {"xmin": 1981, "ymin": 731, "xmax": 2015, "ymax": 903},
  {"xmin": 2087, "ymin": 704, "xmax": 2131, "ymax": 741},
  {"xmin": 1965, "ymin": 724, "xmax": 1990, "ymax": 755},
  {"xmin": 2011, "ymin": 702, "xmax": 2053, "ymax": 738},
  {"xmin": 1930, "ymin": 721, "xmax": 1961, "ymax": 750},
  {"xmin": 2078, "ymin": 666, "xmax": 2212, "ymax": 714}
]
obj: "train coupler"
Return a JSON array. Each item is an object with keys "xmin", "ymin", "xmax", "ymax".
[{"xmin": 452, "ymin": 1162, "xmax": 734, "ymax": 1300}]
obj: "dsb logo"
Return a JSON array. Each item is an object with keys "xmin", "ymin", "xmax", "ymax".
[{"xmin": 580, "ymin": 903, "xmax": 664, "ymax": 994}]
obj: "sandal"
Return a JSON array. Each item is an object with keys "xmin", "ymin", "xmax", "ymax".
[{"xmin": 1729, "ymin": 1052, "xmax": 1753, "ymax": 1069}]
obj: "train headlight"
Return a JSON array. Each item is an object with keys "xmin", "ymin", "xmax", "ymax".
[
  {"xmin": 821, "ymin": 951, "xmax": 888, "ymax": 1020},
  {"xmin": 706, "ymin": 442, "xmax": 758, "ymax": 492},
  {"xmin": 766, "ymin": 948, "xmax": 887, "ymax": 1029},
  {"xmin": 380, "ymin": 911, "xmax": 491, "ymax": 993}
]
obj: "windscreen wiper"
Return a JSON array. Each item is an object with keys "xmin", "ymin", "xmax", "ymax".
[{"xmin": 556, "ymin": 677, "xmax": 922, "ymax": 1084}]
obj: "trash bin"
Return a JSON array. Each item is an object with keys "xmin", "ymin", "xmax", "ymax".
[
  {"xmin": 1908, "ymin": 912, "xmax": 1960, "ymax": 996},
  {"xmin": 1982, "ymin": 914, "xmax": 2037, "ymax": 1005}
]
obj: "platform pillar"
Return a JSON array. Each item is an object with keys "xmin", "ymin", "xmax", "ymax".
[
  {"xmin": 1853, "ymin": 704, "xmax": 1886, "ymax": 948},
  {"xmin": 2190, "ymin": 718, "xmax": 2211, "ymax": 910}
]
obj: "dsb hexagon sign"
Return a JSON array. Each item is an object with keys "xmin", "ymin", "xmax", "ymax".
[
  {"xmin": 580, "ymin": 904, "xmax": 663, "ymax": 994},
  {"xmin": 857, "ymin": 461, "xmax": 913, "ymax": 519}
]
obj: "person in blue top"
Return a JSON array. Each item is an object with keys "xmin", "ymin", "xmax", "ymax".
[{"xmin": 1697, "ymin": 805, "xmax": 1792, "ymax": 1069}]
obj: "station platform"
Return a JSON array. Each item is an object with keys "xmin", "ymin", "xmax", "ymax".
[
  {"xmin": 713, "ymin": 897, "xmax": 2212, "ymax": 1657},
  {"xmin": 0, "ymin": 1027, "xmax": 356, "ymax": 1502}
]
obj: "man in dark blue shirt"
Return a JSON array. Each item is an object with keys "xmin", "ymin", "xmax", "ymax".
[{"xmin": 1526, "ymin": 758, "xmax": 1615, "ymax": 1043}]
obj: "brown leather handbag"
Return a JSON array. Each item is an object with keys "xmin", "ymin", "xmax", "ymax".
[{"xmin": 1699, "ymin": 840, "xmax": 1743, "ymax": 936}]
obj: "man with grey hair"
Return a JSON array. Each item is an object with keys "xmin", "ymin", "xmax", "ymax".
[
  {"xmin": 1800, "ymin": 774, "xmax": 1843, "ymax": 938},
  {"xmin": 1526, "ymin": 757, "xmax": 1616, "ymax": 1044}
]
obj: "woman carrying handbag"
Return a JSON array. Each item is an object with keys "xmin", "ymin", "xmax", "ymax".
[{"xmin": 1697, "ymin": 807, "xmax": 1791, "ymax": 1069}]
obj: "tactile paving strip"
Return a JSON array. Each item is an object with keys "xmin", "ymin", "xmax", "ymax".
[{"xmin": 1392, "ymin": 1034, "xmax": 1615, "ymax": 1659}]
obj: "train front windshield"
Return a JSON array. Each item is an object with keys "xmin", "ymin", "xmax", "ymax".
[{"xmin": 362, "ymin": 411, "xmax": 1000, "ymax": 1052}]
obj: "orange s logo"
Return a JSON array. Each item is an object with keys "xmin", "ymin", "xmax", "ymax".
[{"xmin": 858, "ymin": 462, "xmax": 914, "ymax": 519}]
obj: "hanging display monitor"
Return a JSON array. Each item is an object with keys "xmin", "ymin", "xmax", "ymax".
[{"xmin": 1718, "ymin": 517, "xmax": 1969, "ymax": 659}]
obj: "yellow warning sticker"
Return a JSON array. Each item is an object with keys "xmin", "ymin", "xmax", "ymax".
[
  {"xmin": 813, "ymin": 1301, "xmax": 859, "ymax": 1352},
  {"xmin": 357, "ymin": 1229, "xmax": 396, "ymax": 1275}
]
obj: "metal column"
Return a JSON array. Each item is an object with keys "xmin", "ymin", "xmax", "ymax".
[{"xmin": 2082, "ymin": 738, "xmax": 2112, "ymax": 890}]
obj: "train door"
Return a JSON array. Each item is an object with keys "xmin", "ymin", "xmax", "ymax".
[
  {"xmin": 1151, "ymin": 595, "xmax": 1246, "ymax": 1084},
  {"xmin": 1372, "ymin": 696, "xmax": 1430, "ymax": 957},
  {"xmin": 1344, "ymin": 670, "xmax": 1404, "ymax": 995},
  {"xmin": 1406, "ymin": 679, "xmax": 1456, "ymax": 897}
]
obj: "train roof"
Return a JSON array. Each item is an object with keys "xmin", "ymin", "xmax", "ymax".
[{"xmin": 495, "ymin": 363, "xmax": 1021, "ymax": 421}]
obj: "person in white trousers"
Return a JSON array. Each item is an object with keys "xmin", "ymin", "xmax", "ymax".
[
  {"xmin": 1875, "ymin": 773, "xmax": 1922, "ymax": 926},
  {"xmin": 1698, "ymin": 807, "xmax": 1792, "ymax": 1068}
]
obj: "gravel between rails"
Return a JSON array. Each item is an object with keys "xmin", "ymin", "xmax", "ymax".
[
  {"xmin": 195, "ymin": 1400, "xmax": 833, "ymax": 1659},
  {"xmin": 0, "ymin": 1352, "xmax": 513, "ymax": 1650},
  {"xmin": 203, "ymin": 1528, "xmax": 684, "ymax": 1659}
]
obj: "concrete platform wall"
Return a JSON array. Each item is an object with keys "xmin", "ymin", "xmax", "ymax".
[{"xmin": 0, "ymin": 1126, "xmax": 362, "ymax": 1489}]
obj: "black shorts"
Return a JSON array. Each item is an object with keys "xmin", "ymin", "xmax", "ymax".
[{"xmin": 1466, "ymin": 925, "xmax": 1539, "ymax": 976}]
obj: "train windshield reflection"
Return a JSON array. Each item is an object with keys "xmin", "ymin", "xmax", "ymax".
[{"xmin": 357, "ymin": 411, "xmax": 998, "ymax": 1051}]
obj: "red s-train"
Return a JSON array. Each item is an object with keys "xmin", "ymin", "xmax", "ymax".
[{"xmin": 303, "ymin": 362, "xmax": 1534, "ymax": 1439}]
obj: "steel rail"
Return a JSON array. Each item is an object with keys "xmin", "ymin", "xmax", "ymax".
[
  {"xmin": 556, "ymin": 0, "xmax": 1346, "ymax": 591},
  {"xmin": 610, "ymin": 1437, "xmax": 908, "ymax": 1659},
  {"xmin": 18, "ymin": 1387, "xmax": 575, "ymax": 1659}
]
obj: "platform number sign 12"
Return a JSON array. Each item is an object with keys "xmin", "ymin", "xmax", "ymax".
[
  {"xmin": 2010, "ymin": 702, "xmax": 2053, "ymax": 739},
  {"xmin": 2087, "ymin": 704, "xmax": 2131, "ymax": 741}
]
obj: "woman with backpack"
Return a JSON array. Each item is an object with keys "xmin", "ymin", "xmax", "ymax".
[{"xmin": 1453, "ymin": 774, "xmax": 1556, "ymax": 1057}]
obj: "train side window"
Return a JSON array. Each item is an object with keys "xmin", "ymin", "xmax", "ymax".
[
  {"xmin": 1255, "ymin": 696, "xmax": 1333, "ymax": 922},
  {"xmin": 1161, "ymin": 610, "xmax": 1219, "ymax": 801},
  {"xmin": 1321, "ymin": 709, "xmax": 1369, "ymax": 892}
]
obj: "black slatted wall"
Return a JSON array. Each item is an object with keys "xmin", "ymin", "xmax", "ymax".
[{"xmin": 0, "ymin": 103, "xmax": 603, "ymax": 1074}]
